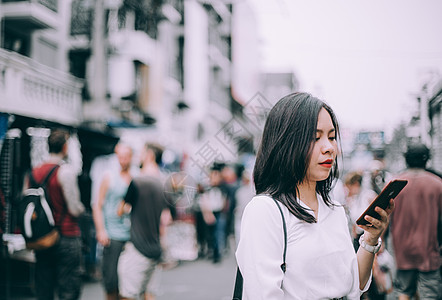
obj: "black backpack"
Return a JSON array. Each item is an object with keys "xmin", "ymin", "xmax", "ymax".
[{"xmin": 18, "ymin": 165, "xmax": 61, "ymax": 250}]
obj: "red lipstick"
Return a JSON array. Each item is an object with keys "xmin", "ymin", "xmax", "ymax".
[{"xmin": 319, "ymin": 159, "xmax": 333, "ymax": 168}]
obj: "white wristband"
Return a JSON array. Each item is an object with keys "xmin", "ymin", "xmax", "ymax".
[{"xmin": 359, "ymin": 234, "xmax": 382, "ymax": 254}]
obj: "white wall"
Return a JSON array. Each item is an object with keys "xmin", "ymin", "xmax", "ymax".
[
  {"xmin": 184, "ymin": 0, "xmax": 209, "ymax": 142},
  {"xmin": 231, "ymin": 1, "xmax": 261, "ymax": 105}
]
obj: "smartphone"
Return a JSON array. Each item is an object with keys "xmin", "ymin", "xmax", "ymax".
[{"xmin": 356, "ymin": 179, "xmax": 408, "ymax": 226}]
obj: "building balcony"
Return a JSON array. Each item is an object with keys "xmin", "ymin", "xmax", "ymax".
[
  {"xmin": 0, "ymin": 0, "xmax": 58, "ymax": 31},
  {"xmin": 0, "ymin": 48, "xmax": 83, "ymax": 126}
]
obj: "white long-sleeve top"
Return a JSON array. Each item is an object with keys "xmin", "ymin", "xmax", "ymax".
[{"xmin": 236, "ymin": 195, "xmax": 371, "ymax": 300}]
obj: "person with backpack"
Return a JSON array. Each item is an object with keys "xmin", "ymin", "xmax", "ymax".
[
  {"xmin": 235, "ymin": 93, "xmax": 394, "ymax": 299},
  {"xmin": 25, "ymin": 128, "xmax": 85, "ymax": 300}
]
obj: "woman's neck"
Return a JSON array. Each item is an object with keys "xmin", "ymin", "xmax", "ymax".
[{"xmin": 298, "ymin": 181, "xmax": 318, "ymax": 212}]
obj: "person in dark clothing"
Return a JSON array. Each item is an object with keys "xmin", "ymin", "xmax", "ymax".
[
  {"xmin": 193, "ymin": 183, "xmax": 209, "ymax": 258},
  {"xmin": 219, "ymin": 163, "xmax": 242, "ymax": 253},
  {"xmin": 27, "ymin": 129, "xmax": 85, "ymax": 300},
  {"xmin": 117, "ymin": 143, "xmax": 170, "ymax": 300}
]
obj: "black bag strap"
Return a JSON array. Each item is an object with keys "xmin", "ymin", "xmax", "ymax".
[
  {"xmin": 28, "ymin": 164, "xmax": 60, "ymax": 188},
  {"xmin": 30, "ymin": 164, "xmax": 68, "ymax": 231},
  {"xmin": 232, "ymin": 197, "xmax": 287, "ymax": 300},
  {"xmin": 272, "ymin": 198, "xmax": 287, "ymax": 272},
  {"xmin": 232, "ymin": 267, "xmax": 243, "ymax": 300},
  {"xmin": 27, "ymin": 164, "xmax": 61, "ymax": 213}
]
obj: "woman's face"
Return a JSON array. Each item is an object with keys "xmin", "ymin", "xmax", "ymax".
[{"xmin": 305, "ymin": 107, "xmax": 338, "ymax": 184}]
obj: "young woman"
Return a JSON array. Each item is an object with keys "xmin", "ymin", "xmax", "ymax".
[{"xmin": 236, "ymin": 92, "xmax": 394, "ymax": 300}]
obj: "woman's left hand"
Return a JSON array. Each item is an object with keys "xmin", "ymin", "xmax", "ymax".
[{"xmin": 357, "ymin": 199, "xmax": 395, "ymax": 245}]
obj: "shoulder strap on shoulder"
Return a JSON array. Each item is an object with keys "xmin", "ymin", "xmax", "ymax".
[
  {"xmin": 272, "ymin": 198, "xmax": 287, "ymax": 273},
  {"xmin": 29, "ymin": 165, "xmax": 60, "ymax": 188},
  {"xmin": 41, "ymin": 165, "xmax": 60, "ymax": 186}
]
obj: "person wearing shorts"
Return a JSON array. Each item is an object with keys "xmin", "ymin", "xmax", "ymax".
[
  {"xmin": 118, "ymin": 143, "xmax": 169, "ymax": 300},
  {"xmin": 395, "ymin": 269, "xmax": 441, "ymax": 299},
  {"xmin": 117, "ymin": 242, "xmax": 159, "ymax": 298},
  {"xmin": 390, "ymin": 143, "xmax": 442, "ymax": 300}
]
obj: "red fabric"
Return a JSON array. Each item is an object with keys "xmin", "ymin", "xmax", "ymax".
[
  {"xmin": 390, "ymin": 170, "xmax": 442, "ymax": 271},
  {"xmin": 32, "ymin": 163, "xmax": 81, "ymax": 237}
]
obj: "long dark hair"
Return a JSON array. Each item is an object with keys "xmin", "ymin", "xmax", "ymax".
[{"xmin": 253, "ymin": 92, "xmax": 340, "ymax": 223}]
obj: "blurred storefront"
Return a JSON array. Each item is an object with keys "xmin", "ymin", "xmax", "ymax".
[
  {"xmin": 0, "ymin": 0, "xmax": 264, "ymax": 296},
  {"xmin": 0, "ymin": 47, "xmax": 118, "ymax": 297}
]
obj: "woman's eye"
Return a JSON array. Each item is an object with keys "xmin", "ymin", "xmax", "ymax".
[{"xmin": 329, "ymin": 136, "xmax": 336, "ymax": 141}]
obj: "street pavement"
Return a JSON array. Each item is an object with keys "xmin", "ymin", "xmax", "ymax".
[
  {"xmin": 5, "ymin": 248, "xmax": 237, "ymax": 300},
  {"xmin": 82, "ymin": 249, "xmax": 237, "ymax": 300},
  {"xmin": 3, "ymin": 246, "xmax": 401, "ymax": 300},
  {"xmin": 156, "ymin": 251, "xmax": 237, "ymax": 300}
]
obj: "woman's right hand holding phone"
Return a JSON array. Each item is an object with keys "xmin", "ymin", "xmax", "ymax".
[{"xmin": 358, "ymin": 199, "xmax": 395, "ymax": 245}]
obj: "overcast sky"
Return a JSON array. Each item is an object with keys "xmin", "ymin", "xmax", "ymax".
[{"xmin": 249, "ymin": 0, "xmax": 442, "ymax": 135}]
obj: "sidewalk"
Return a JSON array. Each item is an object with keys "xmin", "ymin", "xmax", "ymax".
[
  {"xmin": 79, "ymin": 250, "xmax": 237, "ymax": 300},
  {"xmin": 3, "ymin": 246, "xmax": 402, "ymax": 300},
  {"xmin": 156, "ymin": 250, "xmax": 237, "ymax": 300}
]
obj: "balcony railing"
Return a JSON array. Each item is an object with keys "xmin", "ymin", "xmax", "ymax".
[
  {"xmin": 1, "ymin": 0, "xmax": 57, "ymax": 12},
  {"xmin": 0, "ymin": 49, "xmax": 83, "ymax": 126}
]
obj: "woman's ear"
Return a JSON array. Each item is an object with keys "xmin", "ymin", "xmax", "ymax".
[{"xmin": 62, "ymin": 142, "xmax": 69, "ymax": 156}]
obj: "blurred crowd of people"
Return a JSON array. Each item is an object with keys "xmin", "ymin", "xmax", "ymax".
[
  {"xmin": 332, "ymin": 144, "xmax": 441, "ymax": 300},
  {"xmin": 89, "ymin": 140, "xmax": 441, "ymax": 300},
  {"xmin": 87, "ymin": 139, "xmax": 256, "ymax": 300},
  {"xmin": 17, "ymin": 126, "xmax": 441, "ymax": 300}
]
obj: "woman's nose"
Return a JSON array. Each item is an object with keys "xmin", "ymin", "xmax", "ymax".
[{"xmin": 322, "ymin": 140, "xmax": 335, "ymax": 154}]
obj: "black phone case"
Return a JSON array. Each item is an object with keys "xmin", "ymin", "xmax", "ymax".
[{"xmin": 356, "ymin": 179, "xmax": 408, "ymax": 226}]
